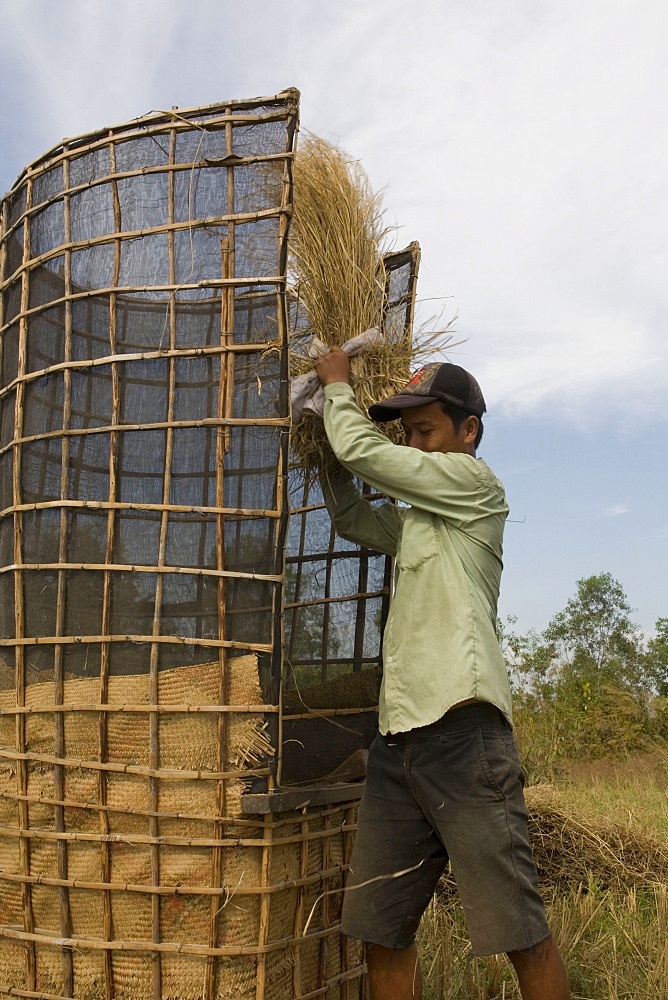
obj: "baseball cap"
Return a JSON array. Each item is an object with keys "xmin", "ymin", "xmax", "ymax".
[{"xmin": 368, "ymin": 362, "xmax": 487, "ymax": 423}]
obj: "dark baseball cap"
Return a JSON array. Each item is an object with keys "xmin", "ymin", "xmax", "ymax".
[{"xmin": 368, "ymin": 362, "xmax": 487, "ymax": 423}]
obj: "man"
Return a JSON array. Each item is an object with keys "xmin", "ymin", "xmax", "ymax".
[{"xmin": 315, "ymin": 348, "xmax": 570, "ymax": 1000}]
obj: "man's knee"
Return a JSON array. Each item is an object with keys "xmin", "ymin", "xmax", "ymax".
[
  {"xmin": 365, "ymin": 942, "xmax": 423, "ymax": 1000},
  {"xmin": 507, "ymin": 934, "xmax": 571, "ymax": 1000},
  {"xmin": 366, "ymin": 941, "xmax": 417, "ymax": 967},
  {"xmin": 508, "ymin": 932, "xmax": 555, "ymax": 963}
]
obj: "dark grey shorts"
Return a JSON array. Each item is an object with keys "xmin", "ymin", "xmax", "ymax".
[{"xmin": 341, "ymin": 702, "xmax": 550, "ymax": 956}]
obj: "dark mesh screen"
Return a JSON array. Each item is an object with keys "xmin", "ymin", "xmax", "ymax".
[
  {"xmin": 0, "ymin": 94, "xmax": 420, "ymax": 785},
  {"xmin": 0, "ymin": 95, "xmax": 297, "ymax": 689}
]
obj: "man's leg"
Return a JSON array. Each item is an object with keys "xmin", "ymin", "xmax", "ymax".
[
  {"xmin": 341, "ymin": 733, "xmax": 447, "ymax": 981},
  {"xmin": 365, "ymin": 933, "xmax": 569, "ymax": 1000},
  {"xmin": 366, "ymin": 943, "xmax": 423, "ymax": 1000},
  {"xmin": 508, "ymin": 934, "xmax": 571, "ymax": 1000}
]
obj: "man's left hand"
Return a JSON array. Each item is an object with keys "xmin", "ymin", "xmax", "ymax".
[{"xmin": 315, "ymin": 347, "xmax": 351, "ymax": 386}]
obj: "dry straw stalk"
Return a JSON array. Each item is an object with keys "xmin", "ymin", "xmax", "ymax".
[{"xmin": 288, "ymin": 134, "xmax": 455, "ymax": 475}]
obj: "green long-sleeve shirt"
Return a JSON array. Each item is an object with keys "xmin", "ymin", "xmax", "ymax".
[{"xmin": 321, "ymin": 382, "xmax": 513, "ymax": 733}]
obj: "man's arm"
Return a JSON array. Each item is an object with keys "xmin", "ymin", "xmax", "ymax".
[
  {"xmin": 323, "ymin": 383, "xmax": 494, "ymax": 524},
  {"xmin": 315, "ymin": 348, "xmax": 399, "ymax": 553},
  {"xmin": 319, "ymin": 462, "xmax": 401, "ymax": 556},
  {"xmin": 314, "ymin": 348, "xmax": 505, "ymax": 528}
]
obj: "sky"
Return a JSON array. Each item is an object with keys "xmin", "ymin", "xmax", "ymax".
[{"xmin": 0, "ymin": 0, "xmax": 665, "ymax": 637}]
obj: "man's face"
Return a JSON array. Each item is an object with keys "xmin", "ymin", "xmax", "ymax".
[{"xmin": 400, "ymin": 400, "xmax": 476, "ymax": 455}]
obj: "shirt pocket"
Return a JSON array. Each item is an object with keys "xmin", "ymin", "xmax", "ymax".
[{"xmin": 395, "ymin": 509, "xmax": 439, "ymax": 571}]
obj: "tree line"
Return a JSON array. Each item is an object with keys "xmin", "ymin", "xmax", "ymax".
[{"xmin": 500, "ymin": 573, "xmax": 668, "ymax": 777}]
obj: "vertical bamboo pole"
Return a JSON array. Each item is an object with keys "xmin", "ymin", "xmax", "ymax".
[
  {"xmin": 203, "ymin": 232, "xmax": 231, "ymax": 1000},
  {"xmin": 145, "ymin": 126, "xmax": 181, "ymax": 1000},
  {"xmin": 286, "ymin": 482, "xmax": 310, "ymax": 674},
  {"xmin": 318, "ymin": 812, "xmax": 333, "ymax": 990},
  {"xmin": 254, "ymin": 106, "xmax": 299, "ymax": 994},
  {"xmin": 321, "ymin": 521, "xmax": 337, "ymax": 683},
  {"xmin": 292, "ymin": 810, "xmax": 310, "ymax": 997},
  {"xmin": 255, "ymin": 827, "xmax": 274, "ymax": 1000},
  {"xmin": 98, "ymin": 135, "xmax": 123, "ymax": 1000},
  {"xmin": 342, "ymin": 801, "xmax": 365, "ymax": 1000},
  {"xmin": 0, "ymin": 196, "xmax": 6, "ymax": 666},
  {"xmin": 0, "ymin": 196, "xmax": 6, "ymax": 347},
  {"xmin": 271, "ymin": 100, "xmax": 297, "ymax": 790},
  {"xmin": 352, "ymin": 542, "xmax": 370, "ymax": 673},
  {"xmin": 14, "ymin": 170, "xmax": 36, "ymax": 993},
  {"xmin": 205, "ymin": 105, "xmax": 236, "ymax": 1000},
  {"xmin": 53, "ymin": 146, "xmax": 74, "ymax": 997}
]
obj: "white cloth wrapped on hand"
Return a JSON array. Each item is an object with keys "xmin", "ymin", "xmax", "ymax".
[{"xmin": 290, "ymin": 328, "xmax": 384, "ymax": 424}]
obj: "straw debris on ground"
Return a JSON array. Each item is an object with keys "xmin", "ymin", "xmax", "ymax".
[
  {"xmin": 434, "ymin": 782, "xmax": 668, "ymax": 903},
  {"xmin": 525, "ymin": 783, "xmax": 668, "ymax": 892}
]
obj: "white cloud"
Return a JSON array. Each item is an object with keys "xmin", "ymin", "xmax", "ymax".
[
  {"xmin": 2, "ymin": 0, "xmax": 667, "ymax": 425},
  {"xmin": 2, "ymin": 0, "xmax": 667, "ymax": 636},
  {"xmin": 0, "ymin": 1, "xmax": 182, "ymax": 173},
  {"xmin": 299, "ymin": 0, "xmax": 668, "ymax": 422}
]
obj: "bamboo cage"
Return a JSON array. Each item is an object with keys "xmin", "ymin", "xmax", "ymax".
[
  {"xmin": 282, "ymin": 243, "xmax": 419, "ymax": 784},
  {"xmin": 0, "ymin": 90, "xmax": 420, "ymax": 999}
]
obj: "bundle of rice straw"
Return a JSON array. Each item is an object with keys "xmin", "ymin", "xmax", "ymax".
[
  {"xmin": 288, "ymin": 134, "xmax": 453, "ymax": 475},
  {"xmin": 436, "ymin": 784, "xmax": 668, "ymax": 902}
]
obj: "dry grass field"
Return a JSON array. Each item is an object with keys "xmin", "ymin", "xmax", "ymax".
[{"xmin": 419, "ymin": 750, "xmax": 668, "ymax": 999}]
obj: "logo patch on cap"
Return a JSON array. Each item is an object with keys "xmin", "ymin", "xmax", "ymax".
[{"xmin": 405, "ymin": 366, "xmax": 437, "ymax": 393}]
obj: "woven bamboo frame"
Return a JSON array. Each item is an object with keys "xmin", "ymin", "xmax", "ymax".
[
  {"xmin": 0, "ymin": 799, "xmax": 365, "ymax": 1000},
  {"xmin": 0, "ymin": 89, "xmax": 420, "ymax": 999}
]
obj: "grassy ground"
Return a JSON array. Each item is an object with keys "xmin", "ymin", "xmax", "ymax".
[
  {"xmin": 555, "ymin": 749, "xmax": 668, "ymax": 841},
  {"xmin": 418, "ymin": 751, "xmax": 668, "ymax": 999}
]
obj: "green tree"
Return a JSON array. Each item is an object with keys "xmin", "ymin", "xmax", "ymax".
[
  {"xmin": 646, "ymin": 617, "xmax": 668, "ymax": 697},
  {"xmin": 510, "ymin": 574, "xmax": 653, "ymax": 766},
  {"xmin": 544, "ymin": 572, "xmax": 645, "ymax": 692},
  {"xmin": 499, "ymin": 615, "xmax": 558, "ymax": 700}
]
